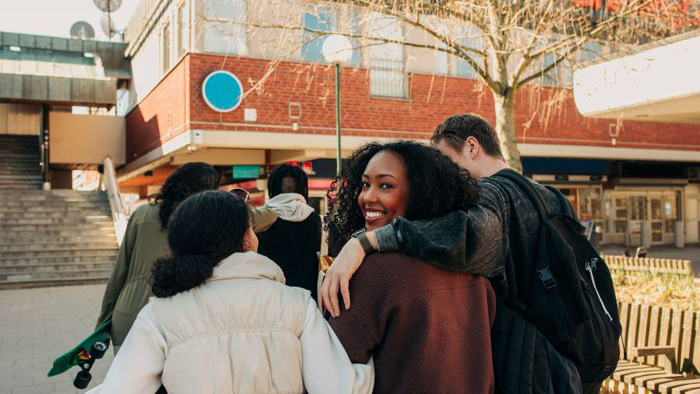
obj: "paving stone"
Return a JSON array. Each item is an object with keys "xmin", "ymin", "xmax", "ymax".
[{"xmin": 0, "ymin": 285, "xmax": 113, "ymax": 394}]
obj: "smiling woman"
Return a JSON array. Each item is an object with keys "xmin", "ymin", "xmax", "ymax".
[
  {"xmin": 325, "ymin": 140, "xmax": 495, "ymax": 394},
  {"xmin": 328, "ymin": 140, "xmax": 480, "ymax": 252}
]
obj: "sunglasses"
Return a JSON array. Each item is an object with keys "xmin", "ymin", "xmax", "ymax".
[{"xmin": 231, "ymin": 188, "xmax": 250, "ymax": 203}]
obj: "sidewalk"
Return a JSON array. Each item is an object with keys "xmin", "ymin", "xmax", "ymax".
[
  {"xmin": 599, "ymin": 244, "xmax": 700, "ymax": 276},
  {"xmin": 0, "ymin": 285, "xmax": 113, "ymax": 394}
]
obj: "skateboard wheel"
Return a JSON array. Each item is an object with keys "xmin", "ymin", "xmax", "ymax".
[
  {"xmin": 74, "ymin": 370, "xmax": 92, "ymax": 389},
  {"xmin": 91, "ymin": 341, "xmax": 108, "ymax": 359}
]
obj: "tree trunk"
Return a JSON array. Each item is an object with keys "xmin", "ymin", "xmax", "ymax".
[{"xmin": 493, "ymin": 91, "xmax": 522, "ymax": 173}]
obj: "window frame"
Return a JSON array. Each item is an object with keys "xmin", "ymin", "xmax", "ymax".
[
  {"xmin": 368, "ymin": 14, "xmax": 408, "ymax": 99},
  {"xmin": 161, "ymin": 20, "xmax": 171, "ymax": 75}
]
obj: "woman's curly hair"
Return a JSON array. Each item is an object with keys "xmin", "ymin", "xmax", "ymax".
[
  {"xmin": 326, "ymin": 140, "xmax": 480, "ymax": 256},
  {"xmin": 151, "ymin": 190, "xmax": 250, "ymax": 297},
  {"xmin": 149, "ymin": 162, "xmax": 221, "ymax": 229}
]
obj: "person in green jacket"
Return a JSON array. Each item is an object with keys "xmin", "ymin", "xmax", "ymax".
[{"xmin": 95, "ymin": 162, "xmax": 221, "ymax": 350}]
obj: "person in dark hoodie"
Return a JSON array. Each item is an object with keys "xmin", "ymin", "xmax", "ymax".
[{"xmin": 256, "ymin": 164, "xmax": 322, "ymax": 299}]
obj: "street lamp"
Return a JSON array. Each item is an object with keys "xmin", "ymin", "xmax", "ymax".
[{"xmin": 322, "ymin": 34, "xmax": 353, "ymax": 176}]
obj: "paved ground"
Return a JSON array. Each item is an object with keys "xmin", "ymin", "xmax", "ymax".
[
  {"xmin": 0, "ymin": 245, "xmax": 698, "ymax": 393},
  {"xmin": 0, "ymin": 285, "xmax": 113, "ymax": 394}
]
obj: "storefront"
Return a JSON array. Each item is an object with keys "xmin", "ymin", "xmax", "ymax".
[{"xmin": 602, "ymin": 188, "xmax": 682, "ymax": 246}]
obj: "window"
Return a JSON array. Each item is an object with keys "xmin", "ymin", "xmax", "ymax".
[
  {"xmin": 177, "ymin": 1, "xmax": 188, "ymax": 58},
  {"xmin": 542, "ymin": 47, "xmax": 557, "ymax": 86},
  {"xmin": 579, "ymin": 41, "xmax": 601, "ymax": 63},
  {"xmin": 368, "ymin": 14, "xmax": 407, "ymax": 98},
  {"xmin": 162, "ymin": 21, "xmax": 171, "ymax": 74},
  {"xmin": 203, "ymin": 0, "xmax": 247, "ymax": 55},
  {"xmin": 434, "ymin": 22, "xmax": 448, "ymax": 75},
  {"xmin": 301, "ymin": 10, "xmax": 333, "ymax": 63},
  {"xmin": 348, "ymin": 10, "xmax": 361, "ymax": 67},
  {"xmin": 455, "ymin": 26, "xmax": 482, "ymax": 78}
]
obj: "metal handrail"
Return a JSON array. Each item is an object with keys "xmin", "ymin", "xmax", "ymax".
[{"xmin": 102, "ymin": 156, "xmax": 128, "ymax": 246}]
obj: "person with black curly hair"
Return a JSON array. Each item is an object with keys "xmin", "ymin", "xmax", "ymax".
[
  {"xmin": 90, "ymin": 191, "xmax": 373, "ymax": 394},
  {"xmin": 325, "ymin": 141, "xmax": 496, "ymax": 394},
  {"xmin": 95, "ymin": 162, "xmax": 220, "ymax": 351},
  {"xmin": 257, "ymin": 164, "xmax": 322, "ymax": 299}
]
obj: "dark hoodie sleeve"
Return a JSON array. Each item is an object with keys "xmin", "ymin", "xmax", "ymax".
[{"xmin": 373, "ymin": 181, "xmax": 506, "ymax": 277}]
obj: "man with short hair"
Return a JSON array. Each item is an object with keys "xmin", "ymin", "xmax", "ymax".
[
  {"xmin": 257, "ymin": 164, "xmax": 322, "ymax": 299},
  {"xmin": 323, "ymin": 114, "xmax": 596, "ymax": 393}
]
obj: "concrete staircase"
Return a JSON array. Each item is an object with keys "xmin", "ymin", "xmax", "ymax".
[
  {"xmin": 0, "ymin": 134, "xmax": 43, "ymax": 189},
  {"xmin": 0, "ymin": 189, "xmax": 119, "ymax": 289}
]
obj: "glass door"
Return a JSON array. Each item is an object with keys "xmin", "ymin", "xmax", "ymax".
[
  {"xmin": 649, "ymin": 197, "xmax": 664, "ymax": 244},
  {"xmin": 628, "ymin": 196, "xmax": 646, "ymax": 246}
]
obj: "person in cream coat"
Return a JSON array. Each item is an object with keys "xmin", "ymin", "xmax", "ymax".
[{"xmin": 89, "ymin": 190, "xmax": 373, "ymax": 394}]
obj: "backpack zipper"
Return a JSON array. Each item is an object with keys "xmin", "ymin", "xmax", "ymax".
[{"xmin": 585, "ymin": 258, "xmax": 613, "ymax": 322}]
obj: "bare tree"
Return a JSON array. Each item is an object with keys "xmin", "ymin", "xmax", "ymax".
[{"xmin": 202, "ymin": 0, "xmax": 698, "ymax": 171}]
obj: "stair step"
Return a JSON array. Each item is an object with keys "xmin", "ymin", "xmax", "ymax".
[
  {"xmin": 0, "ymin": 184, "xmax": 42, "ymax": 189},
  {"xmin": 0, "ymin": 277, "xmax": 109, "ymax": 290},
  {"xmin": 0, "ymin": 211, "xmax": 110, "ymax": 220},
  {"xmin": 0, "ymin": 205, "xmax": 110, "ymax": 212},
  {"xmin": 0, "ymin": 194, "xmax": 108, "ymax": 201},
  {"xmin": 0, "ymin": 261, "xmax": 114, "ymax": 273},
  {"xmin": 0, "ymin": 252, "xmax": 118, "ymax": 265},
  {"xmin": 0, "ymin": 268, "xmax": 113, "ymax": 282},
  {"xmin": 0, "ymin": 217, "xmax": 113, "ymax": 226},
  {"xmin": 0, "ymin": 234, "xmax": 117, "ymax": 245},
  {"xmin": 0, "ymin": 169, "xmax": 42, "ymax": 174},
  {"xmin": 0, "ymin": 199, "xmax": 109, "ymax": 207},
  {"xmin": 0, "ymin": 242, "xmax": 117, "ymax": 252},
  {"xmin": 0, "ymin": 248, "xmax": 118, "ymax": 260},
  {"xmin": 2, "ymin": 223, "xmax": 114, "ymax": 235}
]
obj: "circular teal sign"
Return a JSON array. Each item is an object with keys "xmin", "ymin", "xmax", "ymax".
[{"xmin": 202, "ymin": 71, "xmax": 243, "ymax": 112}]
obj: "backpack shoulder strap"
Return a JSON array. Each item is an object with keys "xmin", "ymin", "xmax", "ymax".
[
  {"xmin": 545, "ymin": 185, "xmax": 575, "ymax": 220},
  {"xmin": 493, "ymin": 170, "xmax": 550, "ymax": 220}
]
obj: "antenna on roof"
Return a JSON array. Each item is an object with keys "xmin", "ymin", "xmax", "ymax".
[
  {"xmin": 93, "ymin": 0, "xmax": 122, "ymax": 39},
  {"xmin": 70, "ymin": 21, "xmax": 96, "ymax": 40}
]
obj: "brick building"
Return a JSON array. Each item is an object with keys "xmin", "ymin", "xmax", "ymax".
[{"xmin": 118, "ymin": 0, "xmax": 700, "ymax": 246}]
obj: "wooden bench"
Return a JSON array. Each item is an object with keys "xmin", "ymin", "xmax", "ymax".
[
  {"xmin": 602, "ymin": 255, "xmax": 694, "ymax": 277},
  {"xmin": 602, "ymin": 302, "xmax": 700, "ymax": 394}
]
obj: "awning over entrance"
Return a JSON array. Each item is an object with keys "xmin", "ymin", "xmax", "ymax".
[{"xmin": 573, "ymin": 30, "xmax": 700, "ymax": 124}]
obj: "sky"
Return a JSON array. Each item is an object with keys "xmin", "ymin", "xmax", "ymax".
[{"xmin": 0, "ymin": 0, "xmax": 141, "ymax": 41}]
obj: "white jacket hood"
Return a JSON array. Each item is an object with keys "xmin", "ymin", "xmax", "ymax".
[{"xmin": 265, "ymin": 193, "xmax": 315, "ymax": 222}]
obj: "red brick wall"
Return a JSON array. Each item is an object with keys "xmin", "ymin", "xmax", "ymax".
[
  {"xmin": 126, "ymin": 56, "xmax": 189, "ymax": 162},
  {"xmin": 126, "ymin": 53, "xmax": 700, "ymax": 162}
]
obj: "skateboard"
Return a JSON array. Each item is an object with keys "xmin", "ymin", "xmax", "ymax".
[{"xmin": 48, "ymin": 319, "xmax": 111, "ymax": 389}]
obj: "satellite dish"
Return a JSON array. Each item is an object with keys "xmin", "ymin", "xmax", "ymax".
[
  {"xmin": 100, "ymin": 14, "xmax": 116, "ymax": 38},
  {"xmin": 93, "ymin": 0, "xmax": 122, "ymax": 13},
  {"xmin": 70, "ymin": 21, "xmax": 95, "ymax": 40}
]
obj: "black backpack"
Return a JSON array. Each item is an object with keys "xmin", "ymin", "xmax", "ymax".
[{"xmin": 491, "ymin": 171, "xmax": 621, "ymax": 393}]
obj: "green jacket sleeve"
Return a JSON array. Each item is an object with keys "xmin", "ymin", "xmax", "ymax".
[
  {"xmin": 373, "ymin": 181, "xmax": 507, "ymax": 277},
  {"xmin": 95, "ymin": 212, "xmax": 139, "ymax": 328}
]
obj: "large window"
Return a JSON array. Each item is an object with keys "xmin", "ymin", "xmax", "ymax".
[
  {"xmin": 455, "ymin": 26, "xmax": 482, "ymax": 78},
  {"xmin": 368, "ymin": 14, "xmax": 407, "ymax": 98},
  {"xmin": 579, "ymin": 41, "xmax": 601, "ymax": 63},
  {"xmin": 161, "ymin": 21, "xmax": 171, "ymax": 74},
  {"xmin": 301, "ymin": 10, "xmax": 333, "ymax": 63},
  {"xmin": 202, "ymin": 0, "xmax": 247, "ymax": 56},
  {"xmin": 176, "ymin": 1, "xmax": 189, "ymax": 58}
]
